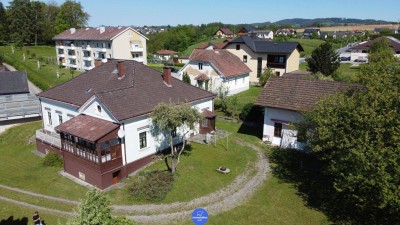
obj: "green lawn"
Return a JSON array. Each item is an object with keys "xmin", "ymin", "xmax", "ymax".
[
  {"xmin": 299, "ymin": 62, "xmax": 360, "ymax": 83},
  {"xmin": 181, "ymin": 38, "xmax": 226, "ymax": 57},
  {"xmin": 107, "ymin": 139, "xmax": 257, "ymax": 204},
  {"xmin": 0, "ymin": 122, "xmax": 88, "ymax": 201},
  {"xmin": 288, "ymin": 38, "xmax": 340, "ymax": 57},
  {"xmin": 0, "ymin": 45, "xmax": 81, "ymax": 90}
]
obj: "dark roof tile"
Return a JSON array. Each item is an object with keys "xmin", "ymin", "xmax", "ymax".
[{"xmin": 0, "ymin": 71, "xmax": 29, "ymax": 95}]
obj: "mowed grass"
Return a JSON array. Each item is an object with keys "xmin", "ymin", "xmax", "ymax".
[
  {"xmin": 289, "ymin": 38, "xmax": 340, "ymax": 57},
  {"xmin": 0, "ymin": 200, "xmax": 68, "ymax": 225},
  {"xmin": 107, "ymin": 139, "xmax": 257, "ymax": 204},
  {"xmin": 299, "ymin": 62, "xmax": 360, "ymax": 83},
  {"xmin": 0, "ymin": 45, "xmax": 81, "ymax": 90},
  {"xmin": 0, "ymin": 121, "xmax": 88, "ymax": 201}
]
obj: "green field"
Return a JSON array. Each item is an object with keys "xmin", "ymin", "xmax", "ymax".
[{"xmin": 0, "ymin": 45, "xmax": 81, "ymax": 90}]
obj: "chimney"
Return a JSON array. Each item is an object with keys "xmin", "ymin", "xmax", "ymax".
[
  {"xmin": 117, "ymin": 61, "xmax": 125, "ymax": 79},
  {"xmin": 70, "ymin": 28, "xmax": 76, "ymax": 34},
  {"xmin": 94, "ymin": 59, "xmax": 102, "ymax": 67},
  {"xmin": 163, "ymin": 67, "xmax": 172, "ymax": 87},
  {"xmin": 99, "ymin": 26, "xmax": 105, "ymax": 34}
]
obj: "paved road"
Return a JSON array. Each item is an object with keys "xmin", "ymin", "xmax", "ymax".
[{"xmin": 3, "ymin": 63, "xmax": 42, "ymax": 94}]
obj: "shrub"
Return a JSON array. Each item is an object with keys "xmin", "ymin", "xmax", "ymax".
[
  {"xmin": 164, "ymin": 62, "xmax": 185, "ymax": 67},
  {"xmin": 239, "ymin": 103, "xmax": 253, "ymax": 121},
  {"xmin": 129, "ymin": 170, "xmax": 174, "ymax": 201},
  {"xmin": 182, "ymin": 72, "xmax": 191, "ymax": 84},
  {"xmin": 31, "ymin": 52, "xmax": 36, "ymax": 58},
  {"xmin": 37, "ymin": 56, "xmax": 44, "ymax": 62},
  {"xmin": 42, "ymin": 152, "xmax": 63, "ymax": 167}
]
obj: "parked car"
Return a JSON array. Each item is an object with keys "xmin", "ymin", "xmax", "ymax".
[
  {"xmin": 354, "ymin": 57, "xmax": 368, "ymax": 63},
  {"xmin": 340, "ymin": 56, "xmax": 351, "ymax": 61},
  {"xmin": 170, "ymin": 67, "xmax": 179, "ymax": 73}
]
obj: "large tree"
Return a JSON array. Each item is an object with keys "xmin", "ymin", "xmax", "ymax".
[
  {"xmin": 42, "ymin": 1, "xmax": 60, "ymax": 43},
  {"xmin": 55, "ymin": 0, "xmax": 89, "ymax": 34},
  {"xmin": 7, "ymin": 0, "xmax": 33, "ymax": 46},
  {"xmin": 300, "ymin": 47, "xmax": 400, "ymax": 223},
  {"xmin": 151, "ymin": 102, "xmax": 202, "ymax": 173},
  {"xmin": 68, "ymin": 189, "xmax": 133, "ymax": 225},
  {"xmin": 306, "ymin": 41, "xmax": 340, "ymax": 76},
  {"xmin": 0, "ymin": 2, "xmax": 7, "ymax": 43}
]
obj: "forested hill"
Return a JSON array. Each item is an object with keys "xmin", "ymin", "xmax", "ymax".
[{"xmin": 252, "ymin": 18, "xmax": 395, "ymax": 27}]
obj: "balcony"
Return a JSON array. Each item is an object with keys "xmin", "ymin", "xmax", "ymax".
[
  {"xmin": 56, "ymin": 45, "xmax": 65, "ymax": 49},
  {"xmin": 267, "ymin": 62, "xmax": 286, "ymax": 69},
  {"xmin": 83, "ymin": 56, "xmax": 92, "ymax": 61},
  {"xmin": 82, "ymin": 45, "xmax": 91, "ymax": 51},
  {"xmin": 57, "ymin": 53, "xmax": 65, "ymax": 58},
  {"xmin": 65, "ymin": 44, "xmax": 76, "ymax": 50},
  {"xmin": 83, "ymin": 65, "xmax": 93, "ymax": 70},
  {"xmin": 101, "ymin": 58, "xmax": 107, "ymax": 63},
  {"xmin": 130, "ymin": 47, "xmax": 144, "ymax": 52},
  {"xmin": 68, "ymin": 54, "xmax": 76, "ymax": 59},
  {"xmin": 132, "ymin": 57, "xmax": 144, "ymax": 63},
  {"xmin": 36, "ymin": 129, "xmax": 61, "ymax": 148},
  {"xmin": 98, "ymin": 48, "xmax": 107, "ymax": 52}
]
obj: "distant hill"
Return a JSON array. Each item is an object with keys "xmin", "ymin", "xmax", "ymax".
[{"xmin": 252, "ymin": 18, "xmax": 395, "ymax": 27}]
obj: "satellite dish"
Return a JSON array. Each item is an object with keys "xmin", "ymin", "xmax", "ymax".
[{"xmin": 118, "ymin": 127, "xmax": 125, "ymax": 138}]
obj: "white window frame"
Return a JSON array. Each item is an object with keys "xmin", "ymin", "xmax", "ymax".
[{"xmin": 139, "ymin": 131, "xmax": 148, "ymax": 149}]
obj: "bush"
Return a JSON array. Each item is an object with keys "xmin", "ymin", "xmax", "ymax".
[
  {"xmin": 42, "ymin": 152, "xmax": 63, "ymax": 167},
  {"xmin": 164, "ymin": 62, "xmax": 185, "ymax": 67},
  {"xmin": 31, "ymin": 52, "xmax": 36, "ymax": 58},
  {"xmin": 239, "ymin": 103, "xmax": 253, "ymax": 121},
  {"xmin": 129, "ymin": 170, "xmax": 174, "ymax": 201}
]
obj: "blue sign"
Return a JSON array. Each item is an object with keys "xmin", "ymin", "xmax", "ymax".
[{"xmin": 192, "ymin": 208, "xmax": 208, "ymax": 225}]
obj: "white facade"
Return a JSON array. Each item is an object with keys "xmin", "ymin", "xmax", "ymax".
[
  {"xmin": 40, "ymin": 96, "xmax": 213, "ymax": 165},
  {"xmin": 262, "ymin": 107, "xmax": 304, "ymax": 150},
  {"xmin": 179, "ymin": 61, "xmax": 249, "ymax": 96},
  {"xmin": 55, "ymin": 27, "xmax": 148, "ymax": 71}
]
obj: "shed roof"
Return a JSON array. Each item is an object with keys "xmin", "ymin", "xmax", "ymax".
[{"xmin": 0, "ymin": 71, "xmax": 29, "ymax": 95}]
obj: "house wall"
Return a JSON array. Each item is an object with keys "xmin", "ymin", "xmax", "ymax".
[
  {"xmin": 80, "ymin": 97, "xmax": 117, "ymax": 123},
  {"xmin": 122, "ymin": 98, "xmax": 213, "ymax": 164},
  {"xmin": 225, "ymin": 43, "xmax": 268, "ymax": 83},
  {"xmin": 181, "ymin": 61, "xmax": 250, "ymax": 95},
  {"xmin": 286, "ymin": 49, "xmax": 300, "ymax": 72},
  {"xmin": 112, "ymin": 28, "xmax": 147, "ymax": 65},
  {"xmin": 263, "ymin": 107, "xmax": 302, "ymax": 146},
  {"xmin": 40, "ymin": 98, "xmax": 79, "ymax": 133}
]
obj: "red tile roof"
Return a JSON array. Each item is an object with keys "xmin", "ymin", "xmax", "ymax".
[
  {"xmin": 155, "ymin": 49, "xmax": 178, "ymax": 55},
  {"xmin": 218, "ymin": 28, "xmax": 233, "ymax": 35},
  {"xmin": 255, "ymin": 76, "xmax": 356, "ymax": 112},
  {"xmin": 189, "ymin": 49, "xmax": 251, "ymax": 77},
  {"xmin": 37, "ymin": 60, "xmax": 215, "ymax": 121},
  {"xmin": 196, "ymin": 42, "xmax": 228, "ymax": 50},
  {"xmin": 202, "ymin": 109, "xmax": 216, "ymax": 118},
  {"xmin": 55, "ymin": 114, "xmax": 119, "ymax": 142},
  {"xmin": 53, "ymin": 26, "xmax": 147, "ymax": 41}
]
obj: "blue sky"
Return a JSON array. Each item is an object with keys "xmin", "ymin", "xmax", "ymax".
[{"xmin": 2, "ymin": 0, "xmax": 400, "ymax": 26}]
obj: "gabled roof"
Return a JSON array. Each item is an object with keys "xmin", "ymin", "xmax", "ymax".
[
  {"xmin": 155, "ymin": 49, "xmax": 178, "ymax": 55},
  {"xmin": 255, "ymin": 76, "xmax": 355, "ymax": 112},
  {"xmin": 0, "ymin": 71, "xmax": 29, "ymax": 95},
  {"xmin": 189, "ymin": 49, "xmax": 251, "ymax": 77},
  {"xmin": 226, "ymin": 36, "xmax": 304, "ymax": 54},
  {"xmin": 216, "ymin": 28, "xmax": 233, "ymax": 35},
  {"xmin": 196, "ymin": 42, "xmax": 229, "ymax": 50},
  {"xmin": 237, "ymin": 26, "xmax": 254, "ymax": 34},
  {"xmin": 248, "ymin": 30, "xmax": 272, "ymax": 35},
  {"xmin": 351, "ymin": 36, "xmax": 400, "ymax": 51},
  {"xmin": 303, "ymin": 28, "xmax": 320, "ymax": 34},
  {"xmin": 55, "ymin": 114, "xmax": 119, "ymax": 142},
  {"xmin": 37, "ymin": 60, "xmax": 215, "ymax": 121},
  {"xmin": 53, "ymin": 26, "xmax": 148, "ymax": 41}
]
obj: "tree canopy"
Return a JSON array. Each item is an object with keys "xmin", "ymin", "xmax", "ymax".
[
  {"xmin": 306, "ymin": 41, "xmax": 340, "ymax": 76},
  {"xmin": 55, "ymin": 0, "xmax": 89, "ymax": 34},
  {"xmin": 151, "ymin": 102, "xmax": 202, "ymax": 173},
  {"xmin": 300, "ymin": 46, "xmax": 400, "ymax": 224}
]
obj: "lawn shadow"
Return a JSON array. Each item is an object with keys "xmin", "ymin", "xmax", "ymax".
[
  {"xmin": 268, "ymin": 147, "xmax": 400, "ymax": 225},
  {"xmin": 0, "ymin": 216, "xmax": 28, "ymax": 225},
  {"xmin": 237, "ymin": 105, "xmax": 263, "ymax": 139}
]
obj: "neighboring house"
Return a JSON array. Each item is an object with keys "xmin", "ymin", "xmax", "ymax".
[
  {"xmin": 154, "ymin": 49, "xmax": 178, "ymax": 61},
  {"xmin": 195, "ymin": 41, "xmax": 229, "ymax": 50},
  {"xmin": 223, "ymin": 35, "xmax": 303, "ymax": 84},
  {"xmin": 53, "ymin": 26, "xmax": 148, "ymax": 71},
  {"xmin": 254, "ymin": 76, "xmax": 354, "ymax": 150},
  {"xmin": 248, "ymin": 30, "xmax": 274, "ymax": 40},
  {"xmin": 214, "ymin": 28, "xmax": 234, "ymax": 39},
  {"xmin": 350, "ymin": 36, "xmax": 400, "ymax": 61},
  {"xmin": 275, "ymin": 29, "xmax": 297, "ymax": 36},
  {"xmin": 35, "ymin": 60, "xmax": 215, "ymax": 189},
  {"xmin": 236, "ymin": 26, "xmax": 254, "ymax": 36},
  {"xmin": 302, "ymin": 28, "xmax": 320, "ymax": 39},
  {"xmin": 179, "ymin": 48, "xmax": 251, "ymax": 95},
  {"xmin": 0, "ymin": 71, "xmax": 40, "ymax": 121}
]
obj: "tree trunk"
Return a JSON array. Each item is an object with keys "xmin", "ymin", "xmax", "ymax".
[
  {"xmin": 170, "ymin": 135, "xmax": 175, "ymax": 173},
  {"xmin": 177, "ymin": 131, "xmax": 189, "ymax": 165}
]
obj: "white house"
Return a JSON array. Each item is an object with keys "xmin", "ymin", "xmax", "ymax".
[
  {"xmin": 178, "ymin": 48, "xmax": 251, "ymax": 96},
  {"xmin": 153, "ymin": 49, "xmax": 178, "ymax": 61},
  {"xmin": 35, "ymin": 60, "xmax": 215, "ymax": 189},
  {"xmin": 349, "ymin": 36, "xmax": 400, "ymax": 61},
  {"xmin": 255, "ymin": 75, "xmax": 354, "ymax": 150},
  {"xmin": 248, "ymin": 30, "xmax": 274, "ymax": 40},
  {"xmin": 53, "ymin": 26, "xmax": 148, "ymax": 71}
]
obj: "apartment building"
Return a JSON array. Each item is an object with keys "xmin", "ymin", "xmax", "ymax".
[{"xmin": 53, "ymin": 26, "xmax": 148, "ymax": 71}]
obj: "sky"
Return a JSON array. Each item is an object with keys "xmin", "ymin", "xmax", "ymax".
[{"xmin": 2, "ymin": 0, "xmax": 400, "ymax": 27}]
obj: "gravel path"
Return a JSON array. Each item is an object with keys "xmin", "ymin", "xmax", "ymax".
[{"xmin": 0, "ymin": 138, "xmax": 270, "ymax": 224}]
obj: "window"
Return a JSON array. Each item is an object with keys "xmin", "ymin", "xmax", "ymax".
[
  {"xmin": 275, "ymin": 71, "xmax": 280, "ymax": 76},
  {"xmin": 139, "ymin": 131, "xmax": 147, "ymax": 149},
  {"xmin": 278, "ymin": 56, "xmax": 284, "ymax": 63},
  {"xmin": 236, "ymin": 44, "xmax": 240, "ymax": 50},
  {"xmin": 274, "ymin": 123, "xmax": 282, "ymax": 138},
  {"xmin": 101, "ymin": 53, "xmax": 105, "ymax": 59},
  {"xmin": 202, "ymin": 119, "xmax": 208, "ymax": 127},
  {"xmin": 47, "ymin": 111, "xmax": 52, "ymax": 125},
  {"xmin": 97, "ymin": 43, "xmax": 99, "ymax": 47},
  {"xmin": 58, "ymin": 114, "xmax": 63, "ymax": 125},
  {"xmin": 93, "ymin": 53, "xmax": 96, "ymax": 57},
  {"xmin": 108, "ymin": 43, "xmax": 111, "ymax": 48},
  {"xmin": 198, "ymin": 63, "xmax": 203, "ymax": 70},
  {"xmin": 243, "ymin": 55, "xmax": 247, "ymax": 62}
]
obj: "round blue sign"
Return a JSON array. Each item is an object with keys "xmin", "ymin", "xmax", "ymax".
[{"xmin": 192, "ymin": 208, "xmax": 208, "ymax": 225}]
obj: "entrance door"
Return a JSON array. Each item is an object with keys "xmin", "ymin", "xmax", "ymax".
[{"xmin": 112, "ymin": 171, "xmax": 120, "ymax": 184}]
